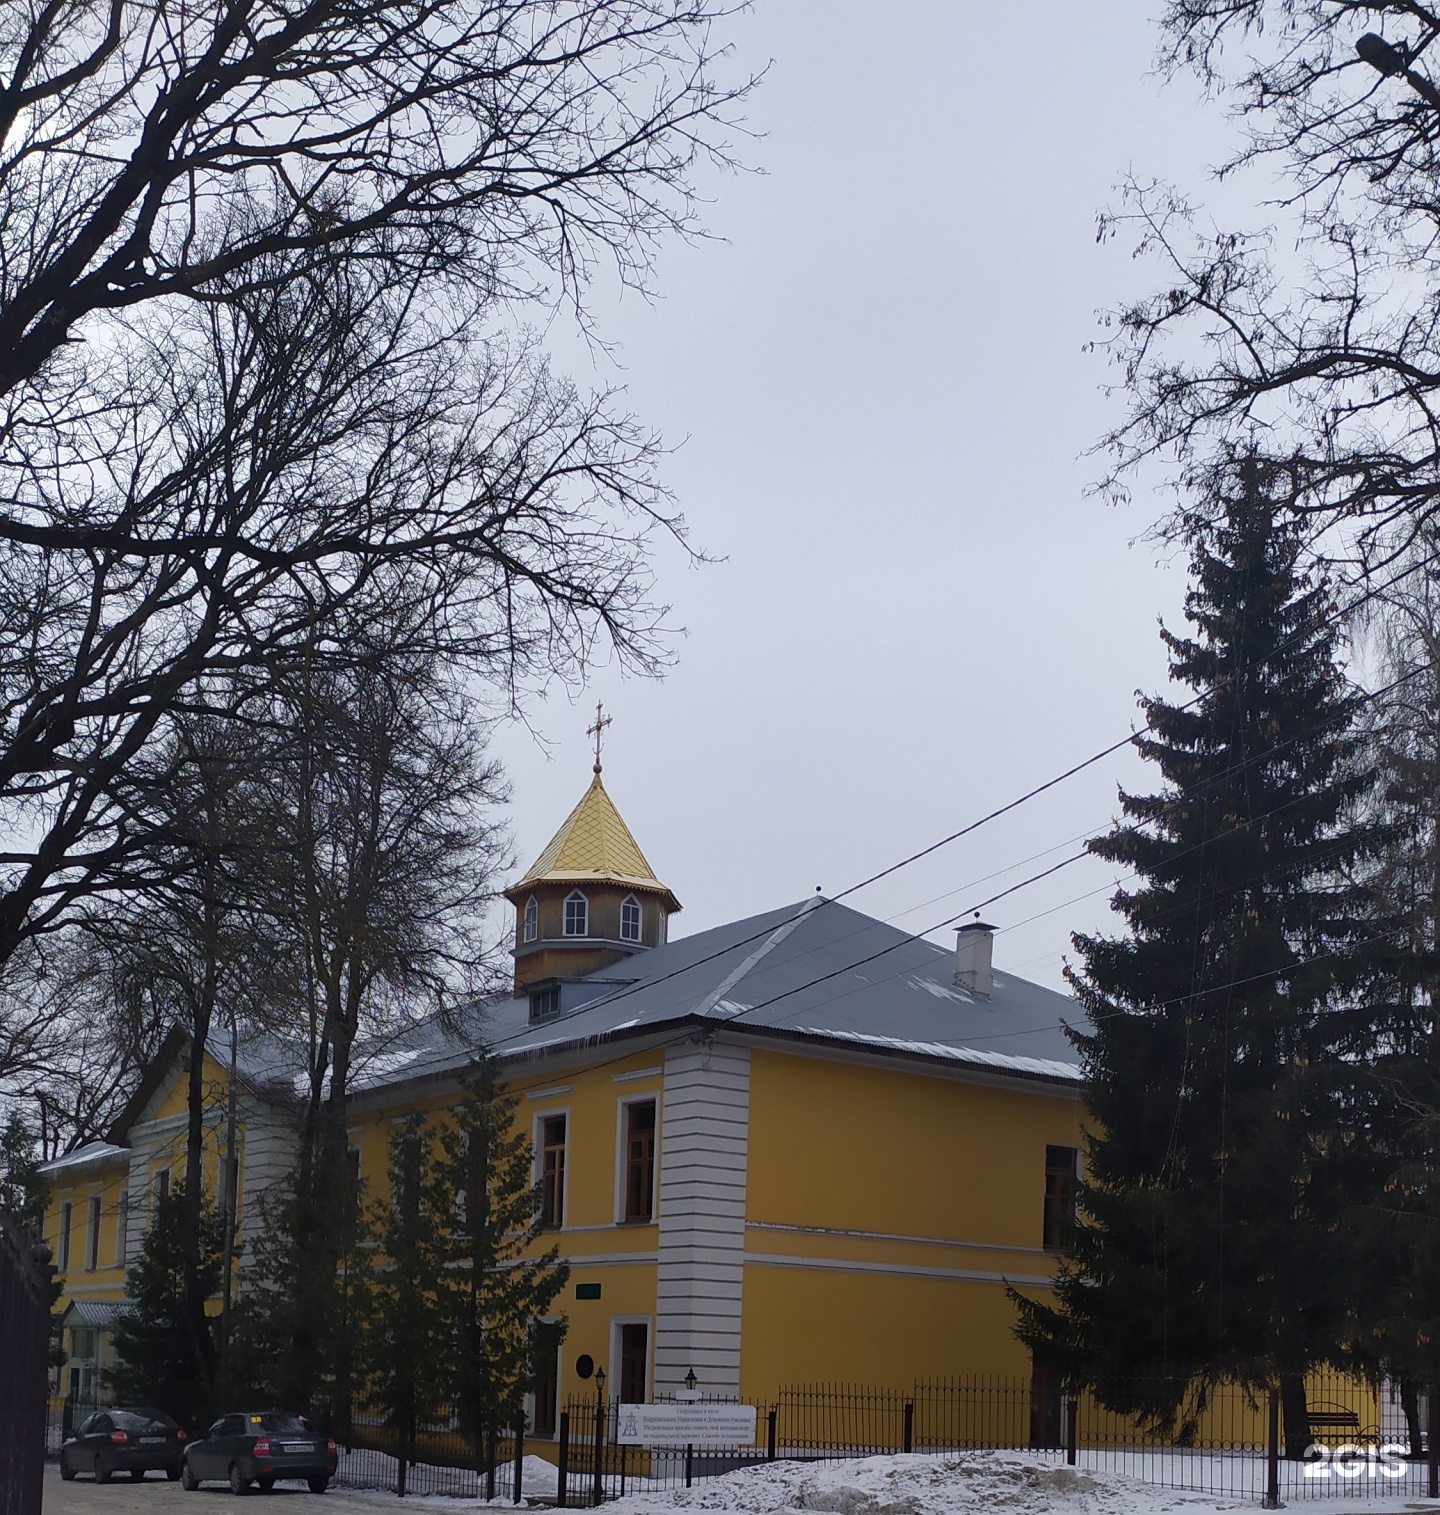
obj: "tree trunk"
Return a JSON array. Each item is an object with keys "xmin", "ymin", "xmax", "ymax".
[
  {"xmin": 181, "ymin": 917, "xmax": 219, "ymax": 1397},
  {"xmin": 1403, "ymin": 1377, "xmax": 1424, "ymax": 1459},
  {"xmin": 1280, "ymin": 1371, "xmax": 1312, "ymax": 1461}
]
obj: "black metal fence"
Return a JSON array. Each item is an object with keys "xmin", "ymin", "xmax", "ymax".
[
  {"xmin": 42, "ymin": 1371, "xmax": 1440, "ymax": 1504},
  {"xmin": 0, "ymin": 1210, "xmax": 55, "ymax": 1515}
]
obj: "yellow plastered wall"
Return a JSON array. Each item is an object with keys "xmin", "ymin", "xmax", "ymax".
[
  {"xmin": 740, "ymin": 1268, "xmax": 1034, "ymax": 1391},
  {"xmin": 351, "ymin": 1050, "xmax": 666, "ymax": 1408},
  {"xmin": 741, "ymin": 1047, "xmax": 1085, "ymax": 1394},
  {"xmin": 747, "ymin": 1048, "xmax": 1085, "ymax": 1245},
  {"xmin": 47, "ymin": 1160, "xmax": 131, "ymax": 1284},
  {"xmin": 44, "ymin": 1046, "xmax": 242, "ymax": 1316}
]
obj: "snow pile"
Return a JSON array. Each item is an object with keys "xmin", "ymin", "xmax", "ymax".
[
  {"xmin": 332, "ymin": 1448, "xmax": 560, "ymax": 1500},
  {"xmin": 598, "ymin": 1454, "xmax": 1236, "ymax": 1515}
]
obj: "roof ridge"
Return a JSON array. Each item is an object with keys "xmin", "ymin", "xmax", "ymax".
[{"xmin": 688, "ymin": 895, "xmax": 827, "ymax": 1019}]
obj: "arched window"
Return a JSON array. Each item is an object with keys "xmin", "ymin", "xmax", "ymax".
[
  {"xmin": 564, "ymin": 890, "xmax": 589, "ymax": 937},
  {"xmin": 620, "ymin": 895, "xmax": 642, "ymax": 943},
  {"xmin": 523, "ymin": 896, "xmax": 538, "ymax": 943}
]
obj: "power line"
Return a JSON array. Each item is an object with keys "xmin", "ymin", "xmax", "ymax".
[{"xmin": 482, "ymin": 547, "xmax": 1440, "ymax": 1063}]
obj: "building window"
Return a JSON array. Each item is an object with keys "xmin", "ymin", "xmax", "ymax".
[
  {"xmin": 524, "ymin": 896, "xmax": 539, "ymax": 943},
  {"xmin": 540, "ymin": 1115, "xmax": 567, "ymax": 1229},
  {"xmin": 154, "ymin": 1168, "xmax": 170, "ymax": 1207},
  {"xmin": 529, "ymin": 984, "xmax": 561, "ymax": 1023},
  {"xmin": 564, "ymin": 891, "xmax": 588, "ymax": 937},
  {"xmin": 116, "ymin": 1191, "xmax": 128, "ymax": 1265},
  {"xmin": 620, "ymin": 895, "xmax": 642, "ymax": 943},
  {"xmin": 59, "ymin": 1201, "xmax": 72, "ymax": 1271},
  {"xmin": 622, "ymin": 1101, "xmax": 657, "ymax": 1224},
  {"xmin": 1043, "ymin": 1145, "xmax": 1079, "ymax": 1251},
  {"xmin": 658, "ymin": 910, "xmax": 668, "ymax": 944},
  {"xmin": 87, "ymin": 1195, "xmax": 102, "ymax": 1271},
  {"xmin": 531, "ymin": 1321, "xmax": 563, "ymax": 1437},
  {"xmin": 619, "ymin": 1322, "xmax": 648, "ymax": 1404}
]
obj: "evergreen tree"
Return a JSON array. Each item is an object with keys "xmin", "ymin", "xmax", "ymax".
[
  {"xmin": 0, "ymin": 1113, "xmax": 49, "ymax": 1238},
  {"xmin": 1014, "ymin": 469, "xmax": 1378, "ymax": 1454},
  {"xmin": 362, "ymin": 1116, "xmax": 452, "ymax": 1492},
  {"xmin": 109, "ymin": 1184, "xmax": 226, "ymax": 1426},
  {"xmin": 433, "ymin": 1061, "xmax": 569, "ymax": 1461},
  {"xmin": 229, "ymin": 1144, "xmax": 370, "ymax": 1418}
]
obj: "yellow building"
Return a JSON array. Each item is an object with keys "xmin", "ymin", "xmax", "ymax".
[{"xmin": 41, "ymin": 764, "xmax": 1085, "ymax": 1425}]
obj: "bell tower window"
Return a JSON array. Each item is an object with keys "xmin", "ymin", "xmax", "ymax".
[
  {"xmin": 620, "ymin": 895, "xmax": 642, "ymax": 943},
  {"xmin": 523, "ymin": 896, "xmax": 538, "ymax": 943},
  {"xmin": 564, "ymin": 890, "xmax": 589, "ymax": 937}
]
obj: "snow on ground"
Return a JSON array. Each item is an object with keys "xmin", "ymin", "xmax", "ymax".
[
  {"xmin": 592, "ymin": 1455, "xmax": 1255, "ymax": 1515},
  {"xmin": 333, "ymin": 1449, "xmax": 561, "ymax": 1500},
  {"xmin": 328, "ymin": 1450, "xmax": 1439, "ymax": 1512}
]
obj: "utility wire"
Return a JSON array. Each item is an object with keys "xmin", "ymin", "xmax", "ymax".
[{"xmin": 481, "ymin": 548, "xmax": 1440, "ymax": 1065}]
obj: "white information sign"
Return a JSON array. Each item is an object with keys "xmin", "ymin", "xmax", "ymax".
[{"xmin": 614, "ymin": 1403, "xmax": 758, "ymax": 1447}]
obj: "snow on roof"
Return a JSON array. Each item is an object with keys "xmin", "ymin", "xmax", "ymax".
[
  {"xmin": 793, "ymin": 1026, "xmax": 1081, "ymax": 1083},
  {"xmin": 339, "ymin": 898, "xmax": 1085, "ymax": 1101},
  {"xmin": 180, "ymin": 901, "xmax": 1084, "ymax": 1112},
  {"xmin": 39, "ymin": 1140, "xmax": 128, "ymax": 1174}
]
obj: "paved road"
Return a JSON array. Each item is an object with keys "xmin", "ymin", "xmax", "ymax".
[{"xmin": 42, "ymin": 1464, "xmax": 397, "ymax": 1514}]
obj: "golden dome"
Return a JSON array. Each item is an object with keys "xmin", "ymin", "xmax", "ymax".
[{"xmin": 505, "ymin": 773, "xmax": 681, "ymax": 914}]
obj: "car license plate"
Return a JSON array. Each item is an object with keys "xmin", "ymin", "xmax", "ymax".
[
  {"xmin": 139, "ymin": 1436, "xmax": 165, "ymax": 1445},
  {"xmin": 281, "ymin": 1442, "xmax": 310, "ymax": 1453}
]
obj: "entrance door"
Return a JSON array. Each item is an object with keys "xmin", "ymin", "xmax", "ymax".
[
  {"xmin": 531, "ymin": 1322, "xmax": 562, "ymax": 1436},
  {"xmin": 618, "ymin": 1323, "xmax": 648, "ymax": 1404}
]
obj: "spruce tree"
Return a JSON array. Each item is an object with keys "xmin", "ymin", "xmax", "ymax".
[
  {"xmin": 1014, "ymin": 468, "xmax": 1377, "ymax": 1453},
  {"xmin": 109, "ymin": 1184, "xmax": 226, "ymax": 1425},
  {"xmin": 433, "ymin": 1061, "xmax": 570, "ymax": 1463},
  {"xmin": 229, "ymin": 1144, "xmax": 370, "ymax": 1418},
  {"xmin": 362, "ymin": 1116, "xmax": 452, "ymax": 1492},
  {"xmin": 0, "ymin": 1114, "xmax": 49, "ymax": 1239}
]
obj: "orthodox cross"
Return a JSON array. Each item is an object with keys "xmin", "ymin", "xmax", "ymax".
[{"xmin": 587, "ymin": 701, "xmax": 612, "ymax": 774}]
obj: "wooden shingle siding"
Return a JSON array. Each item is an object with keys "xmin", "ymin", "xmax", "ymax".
[{"xmin": 654, "ymin": 1042, "xmax": 749, "ymax": 1396}]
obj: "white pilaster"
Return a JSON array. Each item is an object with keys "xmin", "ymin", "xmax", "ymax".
[{"xmin": 654, "ymin": 1040, "xmax": 750, "ymax": 1397}]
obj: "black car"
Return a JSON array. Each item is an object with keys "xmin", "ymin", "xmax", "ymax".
[
  {"xmin": 181, "ymin": 1410, "xmax": 337, "ymax": 1495},
  {"xmin": 58, "ymin": 1407, "xmax": 187, "ymax": 1482}
]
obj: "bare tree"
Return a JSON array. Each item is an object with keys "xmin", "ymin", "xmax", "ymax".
[
  {"xmin": 226, "ymin": 636, "xmax": 511, "ymax": 1414},
  {"xmin": 70, "ymin": 712, "xmax": 282, "ymax": 1394},
  {"xmin": 261, "ymin": 634, "xmax": 511, "ymax": 1146},
  {"xmin": 0, "ymin": 248, "xmax": 677, "ymax": 972},
  {"xmin": 0, "ymin": 934, "xmax": 173, "ymax": 1157},
  {"xmin": 0, "ymin": 0, "xmax": 750, "ymax": 395},
  {"xmin": 0, "ymin": 0, "xmax": 752, "ymax": 974},
  {"xmin": 1092, "ymin": 2, "xmax": 1440, "ymax": 563}
]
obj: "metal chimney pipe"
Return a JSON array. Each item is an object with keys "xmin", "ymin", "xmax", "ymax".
[{"xmin": 954, "ymin": 921, "xmax": 997, "ymax": 999}]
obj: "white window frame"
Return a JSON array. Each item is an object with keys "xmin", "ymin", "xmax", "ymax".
[
  {"xmin": 619, "ymin": 894, "xmax": 642, "ymax": 943},
  {"xmin": 609, "ymin": 1316, "xmax": 653, "ymax": 1405},
  {"xmin": 115, "ymin": 1190, "xmax": 129, "ymax": 1266},
  {"xmin": 533, "ymin": 1106, "xmax": 571, "ymax": 1231},
  {"xmin": 563, "ymin": 890, "xmax": 589, "ymax": 937},
  {"xmin": 613, "ymin": 1092, "xmax": 662, "ymax": 1225},
  {"xmin": 524, "ymin": 895, "xmax": 539, "ymax": 943},
  {"xmin": 658, "ymin": 910, "xmax": 668, "ymax": 944}
]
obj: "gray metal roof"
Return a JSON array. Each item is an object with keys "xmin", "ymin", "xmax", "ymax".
[
  {"xmin": 339, "ymin": 897, "xmax": 1086, "ymax": 1098},
  {"xmin": 61, "ymin": 1298, "xmax": 127, "ymax": 1330}
]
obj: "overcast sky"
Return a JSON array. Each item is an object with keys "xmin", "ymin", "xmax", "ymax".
[{"xmin": 489, "ymin": 3, "xmax": 1246, "ymax": 995}]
